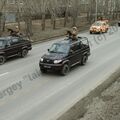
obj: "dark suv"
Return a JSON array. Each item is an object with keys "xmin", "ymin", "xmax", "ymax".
[
  {"xmin": 39, "ymin": 37, "xmax": 90, "ymax": 75},
  {"xmin": 0, "ymin": 36, "xmax": 32, "ymax": 64}
]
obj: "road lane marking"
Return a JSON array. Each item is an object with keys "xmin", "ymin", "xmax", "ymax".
[{"xmin": 0, "ymin": 72, "xmax": 9, "ymax": 77}]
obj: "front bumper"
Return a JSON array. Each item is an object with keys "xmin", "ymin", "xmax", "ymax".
[
  {"xmin": 90, "ymin": 29, "xmax": 100, "ymax": 33},
  {"xmin": 40, "ymin": 63, "xmax": 63, "ymax": 71}
]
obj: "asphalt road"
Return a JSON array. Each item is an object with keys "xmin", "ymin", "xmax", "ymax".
[{"xmin": 0, "ymin": 25, "xmax": 120, "ymax": 120}]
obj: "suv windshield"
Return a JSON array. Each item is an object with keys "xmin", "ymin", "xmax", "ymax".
[
  {"xmin": 49, "ymin": 43, "xmax": 70, "ymax": 54},
  {"xmin": 0, "ymin": 40, "xmax": 5, "ymax": 49}
]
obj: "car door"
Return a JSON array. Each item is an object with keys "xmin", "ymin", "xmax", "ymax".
[
  {"xmin": 4, "ymin": 39, "xmax": 17, "ymax": 58},
  {"xmin": 11, "ymin": 38, "xmax": 21, "ymax": 55},
  {"xmin": 68, "ymin": 43, "xmax": 80, "ymax": 67},
  {"xmin": 5, "ymin": 38, "xmax": 20, "ymax": 57}
]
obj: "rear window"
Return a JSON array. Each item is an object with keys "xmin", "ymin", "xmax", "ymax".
[{"xmin": 12, "ymin": 38, "xmax": 19, "ymax": 43}]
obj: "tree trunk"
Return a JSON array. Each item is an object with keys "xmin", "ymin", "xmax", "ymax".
[
  {"xmin": 72, "ymin": 0, "xmax": 78, "ymax": 27},
  {"xmin": 53, "ymin": 16, "xmax": 56, "ymax": 29},
  {"xmin": 51, "ymin": 15, "xmax": 53, "ymax": 25},
  {"xmin": 64, "ymin": 7, "xmax": 69, "ymax": 27},
  {"xmin": 72, "ymin": 9, "xmax": 78, "ymax": 26},
  {"xmin": 41, "ymin": 13, "xmax": 46, "ymax": 31},
  {"xmin": 16, "ymin": 0, "xmax": 21, "ymax": 30},
  {"xmin": 2, "ymin": 14, "xmax": 5, "ymax": 32},
  {"xmin": 25, "ymin": 16, "xmax": 33, "ymax": 38},
  {"xmin": 0, "ymin": 13, "xmax": 2, "ymax": 36},
  {"xmin": 72, "ymin": 16, "xmax": 77, "ymax": 26},
  {"xmin": 51, "ymin": 12, "xmax": 56, "ymax": 29},
  {"xmin": 17, "ymin": 9, "xmax": 21, "ymax": 30}
]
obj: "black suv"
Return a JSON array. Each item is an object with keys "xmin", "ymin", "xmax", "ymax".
[
  {"xmin": 39, "ymin": 37, "xmax": 90, "ymax": 75},
  {"xmin": 0, "ymin": 36, "xmax": 32, "ymax": 64}
]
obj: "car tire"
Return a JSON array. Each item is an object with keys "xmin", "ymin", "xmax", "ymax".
[
  {"xmin": 21, "ymin": 49, "xmax": 28, "ymax": 58},
  {"xmin": 81, "ymin": 55, "xmax": 88, "ymax": 65},
  {"xmin": 99, "ymin": 30, "xmax": 102, "ymax": 34},
  {"xmin": 90, "ymin": 31, "xmax": 92, "ymax": 34},
  {"xmin": 106, "ymin": 28, "xmax": 108, "ymax": 33},
  {"xmin": 0, "ymin": 55, "xmax": 5, "ymax": 65},
  {"xmin": 118, "ymin": 23, "xmax": 120, "ymax": 27},
  {"xmin": 61, "ymin": 64, "xmax": 70, "ymax": 76}
]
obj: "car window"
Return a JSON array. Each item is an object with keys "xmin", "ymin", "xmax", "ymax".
[
  {"xmin": 0, "ymin": 40, "xmax": 5, "ymax": 49},
  {"xmin": 19, "ymin": 37, "xmax": 24, "ymax": 42},
  {"xmin": 6, "ymin": 40, "xmax": 12, "ymax": 46},
  {"xmin": 11, "ymin": 38, "xmax": 19, "ymax": 44},
  {"xmin": 71, "ymin": 42, "xmax": 80, "ymax": 51}
]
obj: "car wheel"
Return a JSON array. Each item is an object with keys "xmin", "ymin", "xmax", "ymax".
[
  {"xmin": 106, "ymin": 28, "xmax": 108, "ymax": 33},
  {"xmin": 0, "ymin": 55, "xmax": 5, "ymax": 65},
  {"xmin": 81, "ymin": 55, "xmax": 88, "ymax": 65},
  {"xmin": 118, "ymin": 23, "xmax": 120, "ymax": 26},
  {"xmin": 90, "ymin": 31, "xmax": 93, "ymax": 34},
  {"xmin": 40, "ymin": 68, "xmax": 47, "ymax": 73},
  {"xmin": 21, "ymin": 49, "xmax": 28, "ymax": 58},
  {"xmin": 61, "ymin": 64, "xmax": 70, "ymax": 76}
]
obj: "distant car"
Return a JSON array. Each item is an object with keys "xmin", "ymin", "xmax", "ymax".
[
  {"xmin": 118, "ymin": 21, "xmax": 120, "ymax": 26},
  {"xmin": 39, "ymin": 37, "xmax": 90, "ymax": 75},
  {"xmin": 90, "ymin": 21, "xmax": 109, "ymax": 34},
  {"xmin": 0, "ymin": 36, "xmax": 32, "ymax": 65}
]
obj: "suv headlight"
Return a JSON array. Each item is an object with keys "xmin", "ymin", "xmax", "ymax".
[
  {"xmin": 54, "ymin": 60, "xmax": 62, "ymax": 64},
  {"xmin": 40, "ymin": 58, "xmax": 44, "ymax": 62}
]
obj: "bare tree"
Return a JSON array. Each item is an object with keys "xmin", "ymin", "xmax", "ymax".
[
  {"xmin": 0, "ymin": 0, "xmax": 6, "ymax": 36},
  {"xmin": 40, "ymin": 0, "xmax": 48, "ymax": 31},
  {"xmin": 16, "ymin": 0, "xmax": 22, "ymax": 30},
  {"xmin": 22, "ymin": 0, "xmax": 33, "ymax": 37},
  {"xmin": 48, "ymin": 0, "xmax": 58, "ymax": 29},
  {"xmin": 1, "ymin": 0, "xmax": 120, "ymax": 37},
  {"xmin": 63, "ymin": 0, "xmax": 70, "ymax": 27},
  {"xmin": 71, "ymin": 0, "xmax": 79, "ymax": 26}
]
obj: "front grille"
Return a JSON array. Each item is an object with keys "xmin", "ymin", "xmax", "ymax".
[{"xmin": 43, "ymin": 59, "xmax": 54, "ymax": 64}]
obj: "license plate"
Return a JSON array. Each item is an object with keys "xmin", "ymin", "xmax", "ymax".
[{"xmin": 44, "ymin": 65, "xmax": 51, "ymax": 68}]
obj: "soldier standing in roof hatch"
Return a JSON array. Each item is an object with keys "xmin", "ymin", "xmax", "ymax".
[
  {"xmin": 66, "ymin": 26, "xmax": 78, "ymax": 42},
  {"xmin": 72, "ymin": 26, "xmax": 78, "ymax": 41}
]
